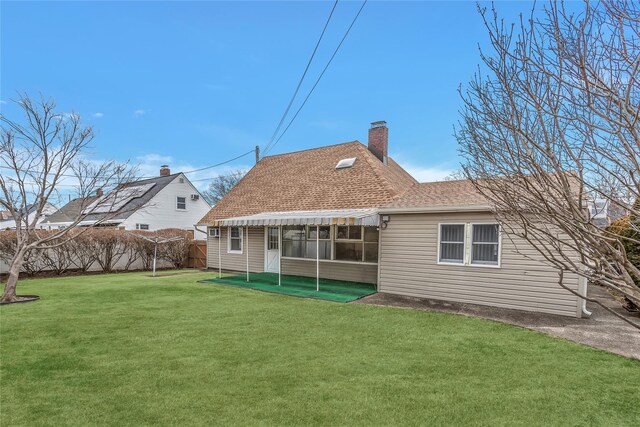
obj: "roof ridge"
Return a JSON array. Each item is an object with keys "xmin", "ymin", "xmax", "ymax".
[
  {"xmin": 262, "ymin": 140, "xmax": 362, "ymax": 159},
  {"xmin": 353, "ymin": 143, "xmax": 402, "ymax": 200}
]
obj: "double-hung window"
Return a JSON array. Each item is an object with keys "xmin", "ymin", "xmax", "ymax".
[
  {"xmin": 438, "ymin": 223, "xmax": 500, "ymax": 266},
  {"xmin": 471, "ymin": 224, "xmax": 500, "ymax": 265},
  {"xmin": 228, "ymin": 226, "xmax": 243, "ymax": 253},
  {"xmin": 176, "ymin": 196, "xmax": 187, "ymax": 210},
  {"xmin": 439, "ymin": 224, "xmax": 465, "ymax": 264}
]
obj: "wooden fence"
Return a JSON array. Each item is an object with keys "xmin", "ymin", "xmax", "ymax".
[{"xmin": 187, "ymin": 241, "xmax": 207, "ymax": 269}]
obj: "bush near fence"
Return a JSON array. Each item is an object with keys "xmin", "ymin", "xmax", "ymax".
[{"xmin": 0, "ymin": 228, "xmax": 193, "ymax": 276}]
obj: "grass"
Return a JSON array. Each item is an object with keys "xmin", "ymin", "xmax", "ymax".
[
  {"xmin": 199, "ymin": 272, "xmax": 377, "ymax": 302},
  {"xmin": 1, "ymin": 271, "xmax": 639, "ymax": 426}
]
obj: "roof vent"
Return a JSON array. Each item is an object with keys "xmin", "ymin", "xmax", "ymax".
[{"xmin": 335, "ymin": 157, "xmax": 356, "ymax": 169}]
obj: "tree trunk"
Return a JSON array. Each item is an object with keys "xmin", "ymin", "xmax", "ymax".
[{"xmin": 1, "ymin": 247, "xmax": 26, "ymax": 303}]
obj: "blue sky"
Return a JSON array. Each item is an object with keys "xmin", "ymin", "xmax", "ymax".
[{"xmin": 1, "ymin": 0, "xmax": 538, "ymax": 187}]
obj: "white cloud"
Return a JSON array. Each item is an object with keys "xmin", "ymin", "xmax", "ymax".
[
  {"xmin": 134, "ymin": 152, "xmax": 251, "ymax": 191},
  {"xmin": 403, "ymin": 166, "xmax": 457, "ymax": 182},
  {"xmin": 92, "ymin": 112, "xmax": 104, "ymax": 118},
  {"xmin": 136, "ymin": 153, "xmax": 174, "ymax": 164},
  {"xmin": 133, "ymin": 109, "xmax": 146, "ymax": 117}
]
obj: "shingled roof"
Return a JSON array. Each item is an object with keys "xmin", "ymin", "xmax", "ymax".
[
  {"xmin": 384, "ymin": 179, "xmax": 489, "ymax": 209},
  {"xmin": 42, "ymin": 173, "xmax": 180, "ymax": 225},
  {"xmin": 198, "ymin": 141, "xmax": 417, "ymax": 224}
]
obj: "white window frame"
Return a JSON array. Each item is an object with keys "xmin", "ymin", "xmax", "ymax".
[
  {"xmin": 437, "ymin": 222, "xmax": 501, "ymax": 268},
  {"xmin": 176, "ymin": 196, "xmax": 187, "ymax": 210},
  {"xmin": 469, "ymin": 223, "xmax": 501, "ymax": 268},
  {"xmin": 437, "ymin": 223, "xmax": 466, "ymax": 265},
  {"xmin": 209, "ymin": 227, "xmax": 220, "ymax": 238},
  {"xmin": 136, "ymin": 223, "xmax": 150, "ymax": 230},
  {"xmin": 227, "ymin": 226, "xmax": 243, "ymax": 254}
]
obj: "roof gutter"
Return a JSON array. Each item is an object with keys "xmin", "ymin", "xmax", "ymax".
[{"xmin": 378, "ymin": 204, "xmax": 493, "ymax": 214}]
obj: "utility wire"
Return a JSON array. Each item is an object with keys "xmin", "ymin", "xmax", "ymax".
[
  {"xmin": 263, "ymin": 0, "xmax": 367, "ymax": 156},
  {"xmin": 0, "ymin": 149, "xmax": 255, "ymax": 180},
  {"xmin": 262, "ymin": 0, "xmax": 339, "ymax": 155}
]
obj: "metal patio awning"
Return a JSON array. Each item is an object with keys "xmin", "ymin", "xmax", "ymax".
[{"xmin": 211, "ymin": 208, "xmax": 380, "ymax": 227}]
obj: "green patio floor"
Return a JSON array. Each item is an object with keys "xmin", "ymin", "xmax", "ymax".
[{"xmin": 199, "ymin": 272, "xmax": 376, "ymax": 302}]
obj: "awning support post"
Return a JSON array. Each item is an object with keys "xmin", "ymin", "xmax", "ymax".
[
  {"xmin": 278, "ymin": 225, "xmax": 282, "ymax": 286},
  {"xmin": 246, "ymin": 226, "xmax": 249, "ymax": 282},
  {"xmin": 218, "ymin": 227, "xmax": 222, "ymax": 279},
  {"xmin": 316, "ymin": 225, "xmax": 320, "ymax": 292}
]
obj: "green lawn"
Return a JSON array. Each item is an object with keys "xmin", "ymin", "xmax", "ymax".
[{"xmin": 1, "ymin": 271, "xmax": 639, "ymax": 426}]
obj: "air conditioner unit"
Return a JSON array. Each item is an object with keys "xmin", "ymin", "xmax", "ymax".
[{"xmin": 191, "ymin": 194, "xmax": 200, "ymax": 201}]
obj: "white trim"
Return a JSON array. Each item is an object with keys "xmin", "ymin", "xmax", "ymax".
[
  {"xmin": 378, "ymin": 204, "xmax": 492, "ymax": 214},
  {"xmin": 227, "ymin": 226, "xmax": 243, "ymax": 254},
  {"xmin": 176, "ymin": 195, "xmax": 187, "ymax": 211},
  {"xmin": 436, "ymin": 222, "xmax": 502, "ymax": 268},
  {"xmin": 264, "ymin": 226, "xmax": 280, "ymax": 273},
  {"xmin": 246, "ymin": 226, "xmax": 249, "ymax": 282},
  {"xmin": 278, "ymin": 225, "xmax": 282, "ymax": 286},
  {"xmin": 469, "ymin": 222, "xmax": 502, "ymax": 268},
  {"xmin": 437, "ymin": 223, "xmax": 466, "ymax": 265}
]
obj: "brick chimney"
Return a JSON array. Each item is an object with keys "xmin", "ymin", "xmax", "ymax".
[
  {"xmin": 160, "ymin": 165, "xmax": 171, "ymax": 176},
  {"xmin": 368, "ymin": 121, "xmax": 388, "ymax": 165},
  {"xmin": 96, "ymin": 188, "xmax": 103, "ymax": 197}
]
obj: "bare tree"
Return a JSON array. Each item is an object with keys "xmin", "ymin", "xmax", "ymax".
[
  {"xmin": 441, "ymin": 170, "xmax": 466, "ymax": 181},
  {"xmin": 456, "ymin": 1, "xmax": 640, "ymax": 321},
  {"xmin": 0, "ymin": 94, "xmax": 136, "ymax": 303},
  {"xmin": 202, "ymin": 170, "xmax": 245, "ymax": 205}
]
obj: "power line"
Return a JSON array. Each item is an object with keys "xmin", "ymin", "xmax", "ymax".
[
  {"xmin": 190, "ymin": 172, "xmax": 244, "ymax": 183},
  {"xmin": 263, "ymin": 0, "xmax": 339, "ymax": 155},
  {"xmin": 178, "ymin": 149, "xmax": 255, "ymax": 174},
  {"xmin": 263, "ymin": 0, "xmax": 368, "ymax": 156},
  {"xmin": 0, "ymin": 148, "xmax": 255, "ymax": 180}
]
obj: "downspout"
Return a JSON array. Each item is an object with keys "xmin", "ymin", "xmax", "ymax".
[
  {"xmin": 194, "ymin": 225, "xmax": 208, "ymax": 237},
  {"xmin": 580, "ymin": 275, "xmax": 592, "ymax": 317}
]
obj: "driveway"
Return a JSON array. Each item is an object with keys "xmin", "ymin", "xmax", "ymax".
[{"xmin": 355, "ymin": 285, "xmax": 640, "ymax": 360}]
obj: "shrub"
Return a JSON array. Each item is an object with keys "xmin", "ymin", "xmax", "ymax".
[
  {"xmin": 607, "ymin": 216, "xmax": 640, "ymax": 287},
  {"xmin": 157, "ymin": 229, "xmax": 192, "ymax": 269},
  {"xmin": 1, "ymin": 227, "xmax": 194, "ymax": 275}
]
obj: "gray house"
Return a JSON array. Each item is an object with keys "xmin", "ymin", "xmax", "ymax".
[{"xmin": 198, "ymin": 122, "xmax": 587, "ymax": 318}]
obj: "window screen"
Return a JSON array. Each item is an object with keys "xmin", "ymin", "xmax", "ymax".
[
  {"xmin": 471, "ymin": 224, "xmax": 499, "ymax": 265},
  {"xmin": 439, "ymin": 224, "xmax": 465, "ymax": 263},
  {"xmin": 176, "ymin": 196, "xmax": 186, "ymax": 210},
  {"xmin": 229, "ymin": 226, "xmax": 242, "ymax": 252}
]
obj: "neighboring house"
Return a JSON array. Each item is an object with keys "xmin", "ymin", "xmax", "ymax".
[
  {"xmin": 198, "ymin": 121, "xmax": 587, "ymax": 318},
  {"xmin": 0, "ymin": 202, "xmax": 58, "ymax": 230},
  {"xmin": 41, "ymin": 166, "xmax": 211, "ymax": 239},
  {"xmin": 587, "ymin": 198, "xmax": 627, "ymax": 228}
]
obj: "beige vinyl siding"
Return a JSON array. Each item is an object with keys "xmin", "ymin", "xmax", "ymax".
[
  {"xmin": 207, "ymin": 226, "xmax": 264, "ymax": 273},
  {"xmin": 379, "ymin": 212, "xmax": 582, "ymax": 317},
  {"xmin": 281, "ymin": 258, "xmax": 378, "ymax": 284}
]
